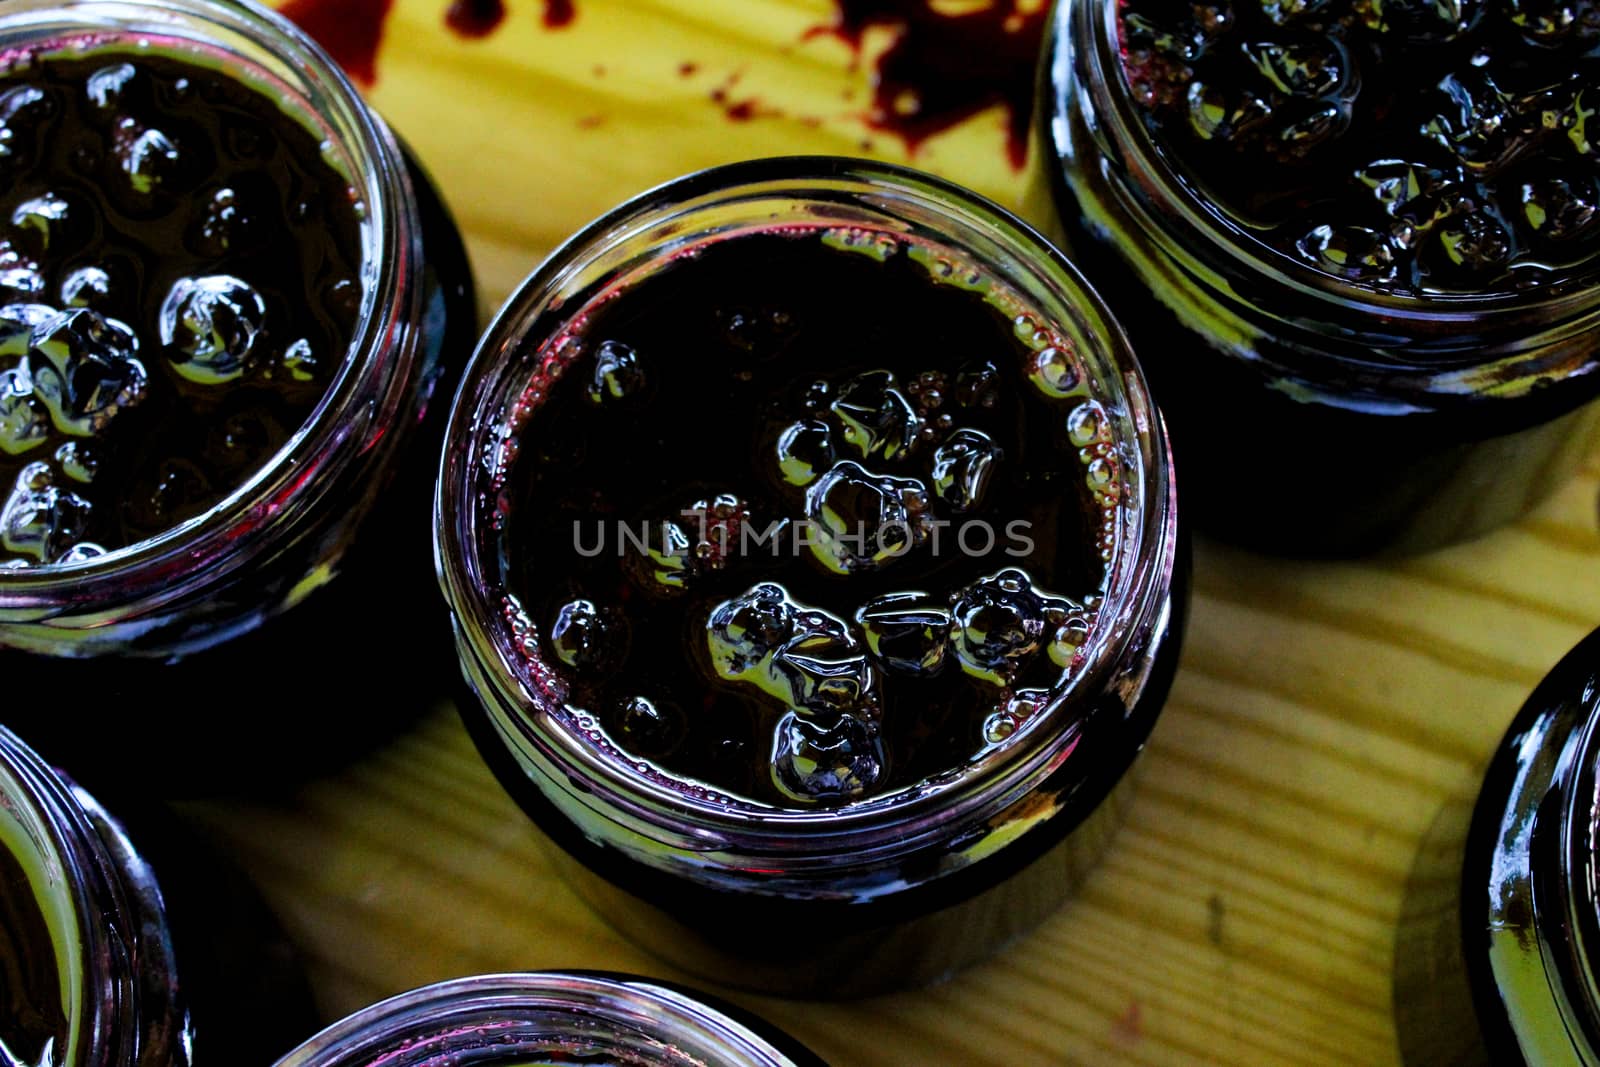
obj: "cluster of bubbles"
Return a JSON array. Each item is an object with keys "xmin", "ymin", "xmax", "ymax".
[
  {"xmin": 1119, "ymin": 0, "xmax": 1600, "ymax": 290},
  {"xmin": 618, "ymin": 491, "xmax": 753, "ymax": 595},
  {"xmin": 777, "ymin": 365, "xmax": 1004, "ymax": 574},
  {"xmin": 0, "ymin": 302, "xmax": 142, "ymax": 563},
  {"xmin": 707, "ymin": 582, "xmax": 885, "ymax": 802},
  {"xmin": 686, "ymin": 566, "xmax": 1099, "ymax": 802},
  {"xmin": 0, "ymin": 61, "xmax": 330, "ymax": 566}
]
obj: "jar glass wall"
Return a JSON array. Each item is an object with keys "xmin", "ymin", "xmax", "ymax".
[
  {"xmin": 1394, "ymin": 627, "xmax": 1600, "ymax": 1064},
  {"xmin": 436, "ymin": 157, "xmax": 1185, "ymax": 996},
  {"xmin": 1037, "ymin": 0, "xmax": 1600, "ymax": 556},
  {"xmin": 0, "ymin": 0, "xmax": 477, "ymax": 786}
]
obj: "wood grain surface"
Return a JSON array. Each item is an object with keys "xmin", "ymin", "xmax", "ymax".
[{"xmin": 186, "ymin": 2, "xmax": 1600, "ymax": 1063}]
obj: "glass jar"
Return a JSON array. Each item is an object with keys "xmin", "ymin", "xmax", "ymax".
[
  {"xmin": 0, "ymin": 724, "xmax": 315, "ymax": 1065},
  {"xmin": 1394, "ymin": 626, "xmax": 1600, "ymax": 1065},
  {"xmin": 276, "ymin": 972, "xmax": 824, "ymax": 1067},
  {"xmin": 0, "ymin": 0, "xmax": 477, "ymax": 787},
  {"xmin": 1037, "ymin": 0, "xmax": 1600, "ymax": 556},
  {"xmin": 436, "ymin": 157, "xmax": 1185, "ymax": 997}
]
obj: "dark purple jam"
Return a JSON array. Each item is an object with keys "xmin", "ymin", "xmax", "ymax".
[
  {"xmin": 490, "ymin": 227, "xmax": 1128, "ymax": 808},
  {"xmin": 0, "ymin": 843, "xmax": 63, "ymax": 1064},
  {"xmin": 1119, "ymin": 0, "xmax": 1600, "ymax": 294},
  {"xmin": 0, "ymin": 45, "xmax": 362, "ymax": 566}
]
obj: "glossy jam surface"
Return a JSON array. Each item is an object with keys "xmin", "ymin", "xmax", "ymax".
[
  {"xmin": 1118, "ymin": 0, "xmax": 1600, "ymax": 294},
  {"xmin": 0, "ymin": 843, "xmax": 65, "ymax": 1063},
  {"xmin": 0, "ymin": 45, "xmax": 362, "ymax": 566},
  {"xmin": 490, "ymin": 227, "xmax": 1127, "ymax": 809}
]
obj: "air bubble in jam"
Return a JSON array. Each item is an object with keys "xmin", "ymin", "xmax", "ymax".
[
  {"xmin": 28, "ymin": 308, "xmax": 146, "ymax": 437},
  {"xmin": 85, "ymin": 64, "xmax": 136, "ymax": 111},
  {"xmin": 587, "ymin": 339, "xmax": 646, "ymax": 404},
  {"xmin": 112, "ymin": 118, "xmax": 180, "ymax": 194},
  {"xmin": 0, "ymin": 367, "xmax": 46, "ymax": 456},
  {"xmin": 1, "ymin": 461, "xmax": 90, "ymax": 563},
  {"xmin": 191, "ymin": 187, "xmax": 261, "ymax": 257},
  {"xmin": 492, "ymin": 225, "xmax": 1127, "ymax": 808},
  {"xmin": 59, "ymin": 266, "xmax": 113, "ymax": 309},
  {"xmin": 930, "ymin": 427, "xmax": 1001, "ymax": 512},
  {"xmin": 803, "ymin": 459, "xmax": 931, "ymax": 573},
  {"xmin": 950, "ymin": 568, "xmax": 1084, "ymax": 688},
  {"xmin": 1435, "ymin": 209, "xmax": 1513, "ymax": 274},
  {"xmin": 855, "ymin": 591, "xmax": 952, "ymax": 676},
  {"xmin": 1066, "ymin": 399, "xmax": 1106, "ymax": 448},
  {"xmin": 1296, "ymin": 224, "xmax": 1399, "ymax": 284},
  {"xmin": 54, "ymin": 441, "xmax": 95, "ymax": 483},
  {"xmin": 771, "ymin": 711, "xmax": 886, "ymax": 803},
  {"xmin": 550, "ymin": 598, "xmax": 627, "ymax": 675},
  {"xmin": 830, "ymin": 369, "xmax": 922, "ymax": 461},
  {"xmin": 621, "ymin": 517, "xmax": 693, "ymax": 595},
  {"xmin": 707, "ymin": 582, "xmax": 879, "ymax": 720},
  {"xmin": 1028, "ymin": 345, "xmax": 1081, "ymax": 397},
  {"xmin": 1520, "ymin": 176, "xmax": 1600, "ymax": 243},
  {"xmin": 776, "ymin": 418, "xmax": 834, "ymax": 486},
  {"xmin": 614, "ymin": 695, "xmax": 685, "ymax": 756},
  {"xmin": 159, "ymin": 275, "xmax": 265, "ymax": 384},
  {"xmin": 0, "ymin": 251, "xmax": 44, "ymax": 304},
  {"xmin": 10, "ymin": 193, "xmax": 70, "ymax": 255}
]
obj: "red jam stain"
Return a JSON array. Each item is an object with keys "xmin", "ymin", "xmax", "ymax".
[
  {"xmin": 812, "ymin": 0, "xmax": 1048, "ymax": 168},
  {"xmin": 446, "ymin": 0, "xmax": 507, "ymax": 38},
  {"xmin": 284, "ymin": 0, "xmax": 574, "ymax": 81},
  {"xmin": 278, "ymin": 0, "xmax": 394, "ymax": 87},
  {"xmin": 709, "ymin": 72, "xmax": 785, "ymax": 123},
  {"xmin": 544, "ymin": 0, "xmax": 577, "ymax": 28}
]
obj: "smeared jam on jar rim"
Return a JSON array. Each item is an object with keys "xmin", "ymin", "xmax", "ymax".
[
  {"xmin": 0, "ymin": 37, "xmax": 364, "ymax": 569},
  {"xmin": 483, "ymin": 223, "xmax": 1133, "ymax": 811},
  {"xmin": 1115, "ymin": 0, "xmax": 1600, "ymax": 297}
]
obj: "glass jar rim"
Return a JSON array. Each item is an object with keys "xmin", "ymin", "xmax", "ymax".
[
  {"xmin": 0, "ymin": 0, "xmax": 413, "ymax": 615},
  {"xmin": 1057, "ymin": 0, "xmax": 1600, "ymax": 328},
  {"xmin": 0, "ymin": 727, "xmax": 118, "ymax": 1067},
  {"xmin": 274, "ymin": 971, "xmax": 813, "ymax": 1067},
  {"xmin": 435, "ymin": 155, "xmax": 1180, "ymax": 863},
  {"xmin": 1557, "ymin": 654, "xmax": 1600, "ymax": 1053}
]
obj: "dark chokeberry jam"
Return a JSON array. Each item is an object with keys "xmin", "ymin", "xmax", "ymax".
[
  {"xmin": 0, "ymin": 46, "xmax": 361, "ymax": 565},
  {"xmin": 492, "ymin": 226, "xmax": 1127, "ymax": 808},
  {"xmin": 0, "ymin": 842, "xmax": 65, "ymax": 1064},
  {"xmin": 1119, "ymin": 0, "xmax": 1600, "ymax": 296}
]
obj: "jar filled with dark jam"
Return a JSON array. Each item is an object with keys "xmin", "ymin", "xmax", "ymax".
[
  {"xmin": 0, "ymin": 724, "xmax": 316, "ymax": 1064},
  {"xmin": 0, "ymin": 0, "xmax": 476, "ymax": 786},
  {"xmin": 1394, "ymin": 627, "xmax": 1600, "ymax": 1065},
  {"xmin": 436, "ymin": 158, "xmax": 1186, "ymax": 997},
  {"xmin": 1039, "ymin": 0, "xmax": 1600, "ymax": 555},
  {"xmin": 276, "ymin": 972, "xmax": 824, "ymax": 1067}
]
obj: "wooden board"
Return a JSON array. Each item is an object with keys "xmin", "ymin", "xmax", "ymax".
[{"xmin": 186, "ymin": 2, "xmax": 1600, "ymax": 1063}]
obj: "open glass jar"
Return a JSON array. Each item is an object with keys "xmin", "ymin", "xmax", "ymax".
[
  {"xmin": 1394, "ymin": 627, "xmax": 1600, "ymax": 1065},
  {"xmin": 0, "ymin": 724, "xmax": 314, "ymax": 1065},
  {"xmin": 275, "ymin": 972, "xmax": 823, "ymax": 1067},
  {"xmin": 1039, "ymin": 0, "xmax": 1600, "ymax": 556},
  {"xmin": 0, "ymin": 0, "xmax": 476, "ymax": 786},
  {"xmin": 436, "ymin": 157, "xmax": 1185, "ymax": 997}
]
